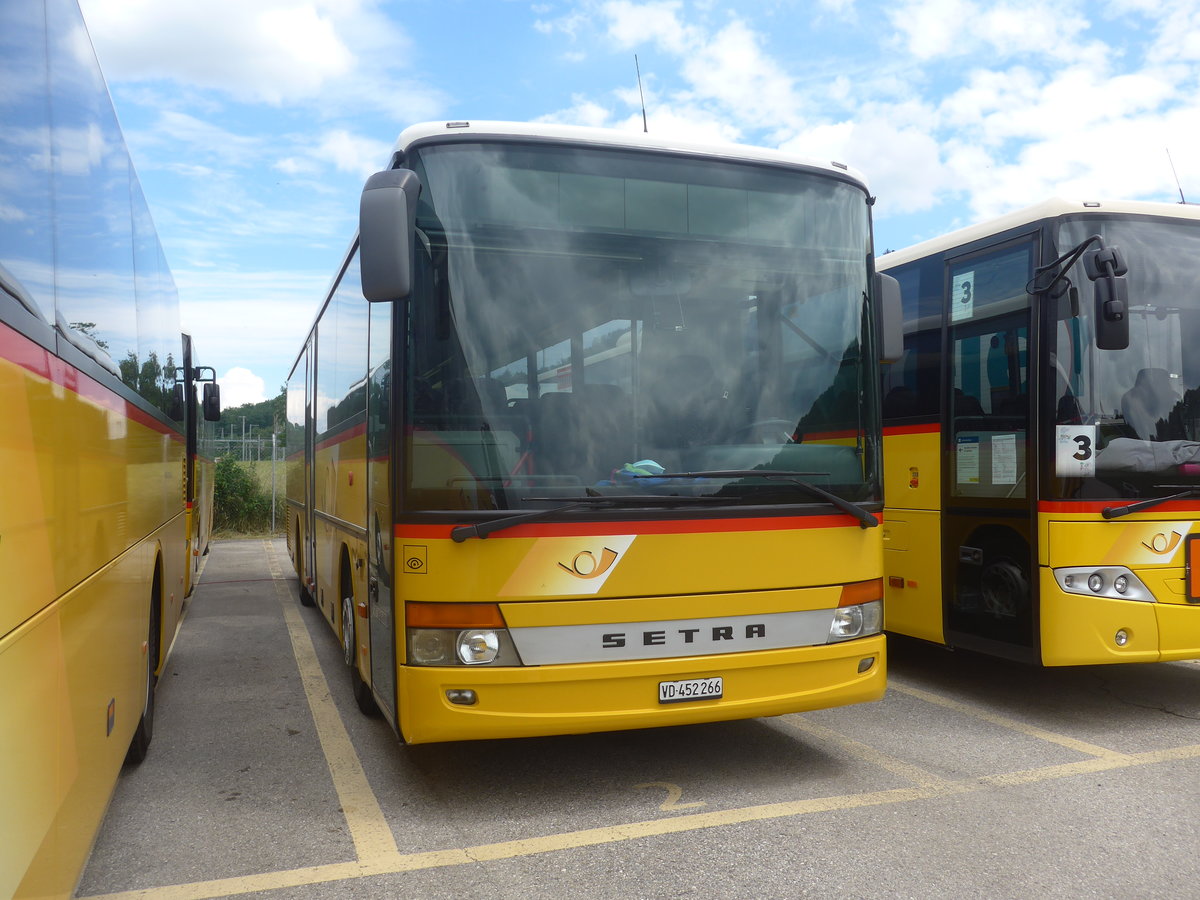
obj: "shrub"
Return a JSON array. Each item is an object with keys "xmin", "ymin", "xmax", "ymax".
[{"xmin": 213, "ymin": 455, "xmax": 275, "ymax": 533}]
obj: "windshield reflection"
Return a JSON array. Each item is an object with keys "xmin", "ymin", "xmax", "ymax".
[
  {"xmin": 1054, "ymin": 216, "xmax": 1200, "ymax": 499},
  {"xmin": 402, "ymin": 142, "xmax": 877, "ymax": 512}
]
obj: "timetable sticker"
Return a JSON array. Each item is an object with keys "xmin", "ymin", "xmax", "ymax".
[
  {"xmin": 1056, "ymin": 425, "xmax": 1097, "ymax": 477},
  {"xmin": 957, "ymin": 435, "xmax": 980, "ymax": 484},
  {"xmin": 992, "ymin": 433, "xmax": 1017, "ymax": 484}
]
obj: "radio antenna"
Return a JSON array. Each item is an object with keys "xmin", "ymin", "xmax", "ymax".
[
  {"xmin": 635, "ymin": 54, "xmax": 648, "ymax": 132},
  {"xmin": 1166, "ymin": 147, "xmax": 1187, "ymax": 204}
]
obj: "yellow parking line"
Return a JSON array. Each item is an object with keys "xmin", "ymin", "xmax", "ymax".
[
  {"xmin": 888, "ymin": 680, "xmax": 1127, "ymax": 759},
  {"xmin": 79, "ymin": 741, "xmax": 1200, "ymax": 900},
  {"xmin": 266, "ymin": 542, "xmax": 401, "ymax": 866},
  {"xmin": 780, "ymin": 714, "xmax": 954, "ymax": 790}
]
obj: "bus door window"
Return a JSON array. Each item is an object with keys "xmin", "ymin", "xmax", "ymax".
[{"xmin": 947, "ymin": 245, "xmax": 1033, "ymax": 500}]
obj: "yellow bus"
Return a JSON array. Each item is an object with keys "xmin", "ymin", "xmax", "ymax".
[
  {"xmin": 0, "ymin": 3, "xmax": 217, "ymax": 897},
  {"xmin": 286, "ymin": 120, "xmax": 902, "ymax": 745},
  {"xmin": 880, "ymin": 198, "xmax": 1200, "ymax": 665},
  {"xmin": 182, "ymin": 333, "xmax": 222, "ymax": 598}
]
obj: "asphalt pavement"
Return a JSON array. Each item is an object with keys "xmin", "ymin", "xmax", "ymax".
[{"xmin": 77, "ymin": 538, "xmax": 1200, "ymax": 900}]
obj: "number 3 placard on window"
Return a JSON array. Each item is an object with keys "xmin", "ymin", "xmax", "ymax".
[{"xmin": 1056, "ymin": 425, "xmax": 1097, "ymax": 477}]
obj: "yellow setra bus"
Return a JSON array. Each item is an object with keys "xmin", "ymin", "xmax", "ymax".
[
  {"xmin": 0, "ymin": 3, "xmax": 219, "ymax": 897},
  {"xmin": 285, "ymin": 120, "xmax": 902, "ymax": 745},
  {"xmin": 880, "ymin": 198, "xmax": 1200, "ymax": 665}
]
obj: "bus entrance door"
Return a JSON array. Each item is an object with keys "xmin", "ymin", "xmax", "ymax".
[
  {"xmin": 943, "ymin": 241, "xmax": 1038, "ymax": 659},
  {"xmin": 366, "ymin": 301, "xmax": 397, "ymax": 727}
]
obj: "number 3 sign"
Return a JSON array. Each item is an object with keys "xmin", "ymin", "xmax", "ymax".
[{"xmin": 1056, "ymin": 425, "xmax": 1097, "ymax": 477}]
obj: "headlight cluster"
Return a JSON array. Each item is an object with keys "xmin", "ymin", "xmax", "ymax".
[
  {"xmin": 1053, "ymin": 566, "xmax": 1152, "ymax": 602},
  {"xmin": 406, "ymin": 602, "xmax": 523, "ymax": 666},
  {"xmin": 828, "ymin": 599, "xmax": 883, "ymax": 642},
  {"xmin": 406, "ymin": 627, "xmax": 522, "ymax": 666}
]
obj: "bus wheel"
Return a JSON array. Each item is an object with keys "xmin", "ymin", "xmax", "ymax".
[
  {"xmin": 981, "ymin": 556, "xmax": 1028, "ymax": 620},
  {"xmin": 342, "ymin": 591, "xmax": 379, "ymax": 717},
  {"xmin": 125, "ymin": 570, "xmax": 161, "ymax": 764},
  {"xmin": 297, "ymin": 522, "xmax": 314, "ymax": 607}
]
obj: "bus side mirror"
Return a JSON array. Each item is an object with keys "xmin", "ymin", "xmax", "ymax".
[
  {"xmin": 1083, "ymin": 245, "xmax": 1129, "ymax": 350},
  {"xmin": 202, "ymin": 382, "xmax": 221, "ymax": 422},
  {"xmin": 167, "ymin": 383, "xmax": 185, "ymax": 420},
  {"xmin": 875, "ymin": 272, "xmax": 903, "ymax": 364},
  {"xmin": 360, "ymin": 169, "xmax": 422, "ymax": 302}
]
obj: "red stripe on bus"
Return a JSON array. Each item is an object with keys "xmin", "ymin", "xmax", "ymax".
[
  {"xmin": 1039, "ymin": 500, "xmax": 1200, "ymax": 515},
  {"xmin": 883, "ymin": 423, "xmax": 940, "ymax": 436},
  {"xmin": 315, "ymin": 421, "xmax": 367, "ymax": 452},
  {"xmin": 803, "ymin": 429, "xmax": 858, "ymax": 441},
  {"xmin": 1, "ymin": 321, "xmax": 184, "ymax": 442},
  {"xmin": 396, "ymin": 513, "xmax": 877, "ymax": 539}
]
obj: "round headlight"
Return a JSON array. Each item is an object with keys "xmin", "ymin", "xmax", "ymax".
[
  {"xmin": 457, "ymin": 629, "xmax": 500, "ymax": 665},
  {"xmin": 1113, "ymin": 574, "xmax": 1129, "ymax": 594},
  {"xmin": 1088, "ymin": 573, "xmax": 1104, "ymax": 593}
]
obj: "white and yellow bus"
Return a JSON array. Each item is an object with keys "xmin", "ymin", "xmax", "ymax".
[
  {"xmin": 0, "ymin": 3, "xmax": 217, "ymax": 897},
  {"xmin": 286, "ymin": 120, "xmax": 902, "ymax": 745},
  {"xmin": 880, "ymin": 198, "xmax": 1200, "ymax": 665}
]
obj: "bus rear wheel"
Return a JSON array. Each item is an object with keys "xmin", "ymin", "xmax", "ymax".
[
  {"xmin": 125, "ymin": 567, "xmax": 161, "ymax": 764},
  {"xmin": 342, "ymin": 589, "xmax": 379, "ymax": 717}
]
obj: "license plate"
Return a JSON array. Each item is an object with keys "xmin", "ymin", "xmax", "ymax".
[{"xmin": 658, "ymin": 676, "xmax": 723, "ymax": 704}]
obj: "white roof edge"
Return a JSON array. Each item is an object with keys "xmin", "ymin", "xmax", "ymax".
[
  {"xmin": 879, "ymin": 197, "xmax": 1200, "ymax": 269},
  {"xmin": 390, "ymin": 120, "xmax": 869, "ymax": 190}
]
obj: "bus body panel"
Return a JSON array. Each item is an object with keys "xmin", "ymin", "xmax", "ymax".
[
  {"xmin": 881, "ymin": 508, "xmax": 945, "ymax": 644},
  {"xmin": 1038, "ymin": 569, "xmax": 1161, "ymax": 664},
  {"xmin": 3, "ymin": 517, "xmax": 184, "ymax": 900},
  {"xmin": 397, "ymin": 637, "xmax": 885, "ymax": 745},
  {"xmin": 880, "ymin": 425, "xmax": 945, "ymax": 643},
  {"xmin": 396, "ymin": 520, "xmax": 881, "ymax": 602}
]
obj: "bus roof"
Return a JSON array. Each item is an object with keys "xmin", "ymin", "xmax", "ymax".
[
  {"xmin": 879, "ymin": 197, "xmax": 1200, "ymax": 269},
  {"xmin": 392, "ymin": 120, "xmax": 869, "ymax": 191}
]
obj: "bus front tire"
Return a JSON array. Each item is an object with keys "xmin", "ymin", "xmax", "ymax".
[{"xmin": 342, "ymin": 592, "xmax": 379, "ymax": 717}]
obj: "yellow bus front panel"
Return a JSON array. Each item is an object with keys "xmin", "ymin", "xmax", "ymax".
[
  {"xmin": 399, "ymin": 637, "xmax": 884, "ymax": 744},
  {"xmin": 390, "ymin": 519, "xmax": 885, "ymax": 744},
  {"xmin": 1041, "ymin": 514, "xmax": 1200, "ymax": 664}
]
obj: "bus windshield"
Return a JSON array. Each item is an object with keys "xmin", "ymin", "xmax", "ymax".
[
  {"xmin": 1053, "ymin": 215, "xmax": 1200, "ymax": 500},
  {"xmin": 401, "ymin": 141, "xmax": 877, "ymax": 512}
]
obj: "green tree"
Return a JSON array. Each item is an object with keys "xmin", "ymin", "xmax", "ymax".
[{"xmin": 213, "ymin": 455, "xmax": 274, "ymax": 533}]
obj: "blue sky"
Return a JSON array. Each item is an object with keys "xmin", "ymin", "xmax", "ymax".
[{"xmin": 77, "ymin": 0, "xmax": 1200, "ymax": 408}]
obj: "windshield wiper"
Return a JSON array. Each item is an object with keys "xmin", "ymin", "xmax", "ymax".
[
  {"xmin": 1102, "ymin": 487, "xmax": 1200, "ymax": 520},
  {"xmin": 450, "ymin": 494, "xmax": 719, "ymax": 542},
  {"xmin": 637, "ymin": 470, "xmax": 880, "ymax": 529}
]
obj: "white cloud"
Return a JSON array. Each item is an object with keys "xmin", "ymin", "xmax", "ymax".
[
  {"xmin": 79, "ymin": 0, "xmax": 445, "ymax": 120},
  {"xmin": 80, "ymin": 0, "xmax": 352, "ymax": 104},
  {"xmin": 885, "ymin": 0, "xmax": 1092, "ymax": 63},
  {"xmin": 218, "ymin": 366, "xmax": 268, "ymax": 408}
]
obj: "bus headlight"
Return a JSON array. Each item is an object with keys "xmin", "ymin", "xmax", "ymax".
[
  {"xmin": 828, "ymin": 599, "xmax": 883, "ymax": 641},
  {"xmin": 405, "ymin": 602, "xmax": 523, "ymax": 666},
  {"xmin": 1053, "ymin": 567, "xmax": 1152, "ymax": 602},
  {"xmin": 457, "ymin": 630, "xmax": 500, "ymax": 665}
]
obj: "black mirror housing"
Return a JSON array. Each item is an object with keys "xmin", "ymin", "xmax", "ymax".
[
  {"xmin": 167, "ymin": 383, "xmax": 185, "ymax": 420},
  {"xmin": 874, "ymin": 272, "xmax": 904, "ymax": 364},
  {"xmin": 1093, "ymin": 275, "xmax": 1130, "ymax": 350},
  {"xmin": 359, "ymin": 169, "xmax": 422, "ymax": 302},
  {"xmin": 202, "ymin": 382, "xmax": 221, "ymax": 421}
]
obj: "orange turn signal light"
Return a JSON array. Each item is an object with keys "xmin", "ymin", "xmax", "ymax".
[
  {"xmin": 839, "ymin": 578, "xmax": 884, "ymax": 606},
  {"xmin": 405, "ymin": 602, "xmax": 506, "ymax": 628}
]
